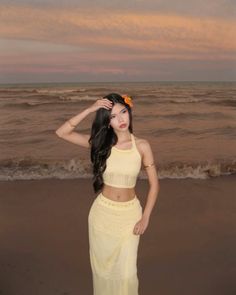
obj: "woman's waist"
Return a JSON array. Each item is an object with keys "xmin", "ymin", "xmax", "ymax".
[{"xmin": 102, "ymin": 184, "xmax": 136, "ymax": 202}]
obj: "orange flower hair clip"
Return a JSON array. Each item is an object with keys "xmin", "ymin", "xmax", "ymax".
[{"xmin": 121, "ymin": 94, "xmax": 133, "ymax": 108}]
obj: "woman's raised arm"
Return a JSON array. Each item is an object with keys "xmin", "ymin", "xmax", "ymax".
[
  {"xmin": 55, "ymin": 98, "xmax": 112, "ymax": 148},
  {"xmin": 55, "ymin": 108, "xmax": 92, "ymax": 148}
]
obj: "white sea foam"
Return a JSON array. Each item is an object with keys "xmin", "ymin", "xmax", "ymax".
[{"xmin": 0, "ymin": 157, "xmax": 235, "ymax": 181}]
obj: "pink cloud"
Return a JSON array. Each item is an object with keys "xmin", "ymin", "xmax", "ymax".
[
  {"xmin": 0, "ymin": 5, "xmax": 235, "ymax": 58},
  {"xmin": 0, "ymin": 5, "xmax": 235, "ymax": 81}
]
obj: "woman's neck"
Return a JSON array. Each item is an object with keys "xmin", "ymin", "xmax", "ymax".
[{"xmin": 115, "ymin": 131, "xmax": 132, "ymax": 144}]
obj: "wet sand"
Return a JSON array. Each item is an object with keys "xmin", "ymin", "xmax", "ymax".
[{"xmin": 0, "ymin": 176, "xmax": 235, "ymax": 295}]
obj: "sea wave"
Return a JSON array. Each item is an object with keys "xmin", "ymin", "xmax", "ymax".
[
  {"xmin": 59, "ymin": 95, "xmax": 98, "ymax": 101},
  {"xmin": 0, "ymin": 157, "xmax": 235, "ymax": 181},
  {"xmin": 35, "ymin": 88, "xmax": 87, "ymax": 94},
  {"xmin": 2, "ymin": 101, "xmax": 66, "ymax": 108},
  {"xmin": 208, "ymin": 99, "xmax": 236, "ymax": 107},
  {"xmin": 2, "ymin": 95, "xmax": 99, "ymax": 109},
  {"xmin": 143, "ymin": 111, "xmax": 232, "ymax": 120}
]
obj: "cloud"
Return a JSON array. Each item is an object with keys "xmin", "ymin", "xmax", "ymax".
[
  {"xmin": 0, "ymin": 5, "xmax": 235, "ymax": 59},
  {"xmin": 0, "ymin": 0, "xmax": 235, "ymax": 19},
  {"xmin": 0, "ymin": 4, "xmax": 235, "ymax": 82}
]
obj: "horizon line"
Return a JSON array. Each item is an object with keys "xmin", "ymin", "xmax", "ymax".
[{"xmin": 0, "ymin": 80, "xmax": 235, "ymax": 85}]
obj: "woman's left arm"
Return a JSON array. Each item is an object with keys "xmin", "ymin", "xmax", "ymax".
[
  {"xmin": 133, "ymin": 139, "xmax": 160, "ymax": 235},
  {"xmin": 141, "ymin": 139, "xmax": 160, "ymax": 219}
]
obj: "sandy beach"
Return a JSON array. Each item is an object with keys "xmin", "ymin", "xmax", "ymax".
[{"xmin": 0, "ymin": 176, "xmax": 235, "ymax": 295}]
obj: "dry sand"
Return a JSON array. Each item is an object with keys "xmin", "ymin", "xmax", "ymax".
[{"xmin": 0, "ymin": 176, "xmax": 235, "ymax": 295}]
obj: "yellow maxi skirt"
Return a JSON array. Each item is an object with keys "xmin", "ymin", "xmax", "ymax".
[{"xmin": 88, "ymin": 192, "xmax": 143, "ymax": 295}]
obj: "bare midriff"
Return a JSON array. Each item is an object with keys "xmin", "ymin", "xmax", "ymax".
[{"xmin": 102, "ymin": 184, "xmax": 136, "ymax": 202}]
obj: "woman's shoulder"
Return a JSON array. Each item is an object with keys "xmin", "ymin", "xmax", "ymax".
[
  {"xmin": 133, "ymin": 134, "xmax": 150, "ymax": 146},
  {"xmin": 133, "ymin": 135, "xmax": 152, "ymax": 155}
]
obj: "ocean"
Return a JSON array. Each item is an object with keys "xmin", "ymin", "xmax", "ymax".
[{"xmin": 0, "ymin": 81, "xmax": 235, "ymax": 181}]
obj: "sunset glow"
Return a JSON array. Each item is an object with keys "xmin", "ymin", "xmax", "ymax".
[{"xmin": 0, "ymin": 2, "xmax": 235, "ymax": 83}]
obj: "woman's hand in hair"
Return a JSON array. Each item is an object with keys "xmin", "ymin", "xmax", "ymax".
[{"xmin": 88, "ymin": 98, "xmax": 113, "ymax": 113}]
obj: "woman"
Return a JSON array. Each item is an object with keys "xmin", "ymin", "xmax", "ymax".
[{"xmin": 55, "ymin": 93, "xmax": 160, "ymax": 295}]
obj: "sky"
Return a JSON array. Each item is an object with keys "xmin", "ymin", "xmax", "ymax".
[{"xmin": 0, "ymin": 0, "xmax": 235, "ymax": 83}]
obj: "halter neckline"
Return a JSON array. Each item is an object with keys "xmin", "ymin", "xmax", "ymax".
[{"xmin": 112, "ymin": 133, "xmax": 135, "ymax": 152}]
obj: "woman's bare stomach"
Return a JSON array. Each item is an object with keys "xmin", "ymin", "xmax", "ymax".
[{"xmin": 102, "ymin": 184, "xmax": 136, "ymax": 202}]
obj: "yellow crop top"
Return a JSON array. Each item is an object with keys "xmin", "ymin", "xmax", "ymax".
[{"xmin": 102, "ymin": 133, "xmax": 142, "ymax": 188}]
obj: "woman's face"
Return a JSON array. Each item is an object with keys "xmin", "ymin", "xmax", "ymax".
[{"xmin": 109, "ymin": 103, "xmax": 130, "ymax": 131}]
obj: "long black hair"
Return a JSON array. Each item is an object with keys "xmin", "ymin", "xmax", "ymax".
[{"xmin": 88, "ymin": 93, "xmax": 133, "ymax": 193}]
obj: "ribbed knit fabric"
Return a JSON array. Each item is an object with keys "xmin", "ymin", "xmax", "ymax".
[{"xmin": 102, "ymin": 133, "xmax": 141, "ymax": 188}]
